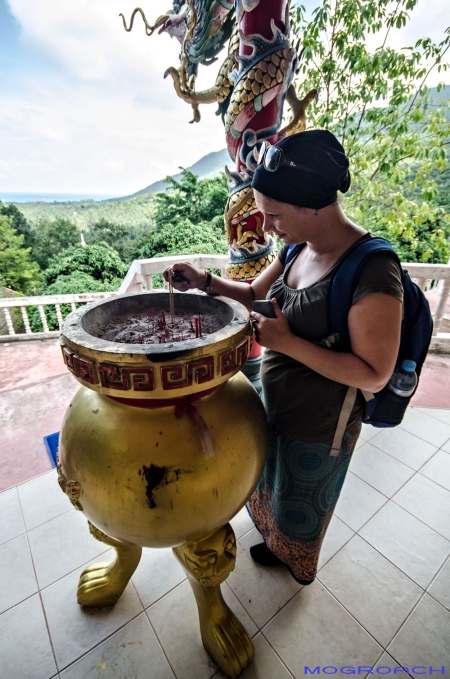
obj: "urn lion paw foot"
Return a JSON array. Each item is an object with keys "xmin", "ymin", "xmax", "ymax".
[
  {"xmin": 202, "ymin": 606, "xmax": 254, "ymax": 679},
  {"xmin": 77, "ymin": 523, "xmax": 142, "ymax": 608},
  {"xmin": 77, "ymin": 561, "xmax": 128, "ymax": 608}
]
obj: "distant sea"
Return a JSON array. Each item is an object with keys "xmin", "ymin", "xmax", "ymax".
[{"xmin": 0, "ymin": 192, "xmax": 117, "ymax": 203}]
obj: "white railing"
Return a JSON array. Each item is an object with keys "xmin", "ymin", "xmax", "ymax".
[
  {"xmin": 1, "ymin": 255, "xmax": 449, "ymax": 351},
  {"xmin": 0, "ymin": 292, "xmax": 115, "ymax": 342},
  {"xmin": 118, "ymin": 255, "xmax": 450, "ymax": 353},
  {"xmin": 118, "ymin": 254, "xmax": 228, "ymax": 295}
]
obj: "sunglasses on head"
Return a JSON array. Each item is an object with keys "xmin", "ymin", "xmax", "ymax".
[
  {"xmin": 256, "ymin": 140, "xmax": 332, "ymax": 189},
  {"xmin": 257, "ymin": 140, "xmax": 308, "ymax": 173}
]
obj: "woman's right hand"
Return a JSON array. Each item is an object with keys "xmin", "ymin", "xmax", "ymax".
[{"xmin": 162, "ymin": 263, "xmax": 207, "ymax": 292}]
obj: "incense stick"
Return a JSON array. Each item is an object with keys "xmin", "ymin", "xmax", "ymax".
[{"xmin": 168, "ymin": 271, "xmax": 175, "ymax": 326}]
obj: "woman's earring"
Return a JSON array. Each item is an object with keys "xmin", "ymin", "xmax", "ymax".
[{"xmin": 314, "ymin": 209, "xmax": 319, "ymax": 216}]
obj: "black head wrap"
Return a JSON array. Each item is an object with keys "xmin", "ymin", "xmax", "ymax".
[{"xmin": 252, "ymin": 130, "xmax": 351, "ymax": 209}]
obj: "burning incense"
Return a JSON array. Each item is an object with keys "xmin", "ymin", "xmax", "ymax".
[{"xmin": 168, "ymin": 270, "xmax": 175, "ymax": 326}]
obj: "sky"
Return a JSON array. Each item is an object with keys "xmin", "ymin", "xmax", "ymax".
[{"xmin": 0, "ymin": 0, "xmax": 448, "ymax": 197}]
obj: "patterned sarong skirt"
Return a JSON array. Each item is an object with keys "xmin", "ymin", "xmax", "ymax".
[{"xmin": 247, "ymin": 420, "xmax": 362, "ymax": 583}]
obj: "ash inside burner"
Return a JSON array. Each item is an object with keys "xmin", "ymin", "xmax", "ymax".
[{"xmin": 98, "ymin": 308, "xmax": 223, "ymax": 344}]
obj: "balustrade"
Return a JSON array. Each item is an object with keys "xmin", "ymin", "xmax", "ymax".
[{"xmin": 1, "ymin": 255, "xmax": 449, "ymax": 351}]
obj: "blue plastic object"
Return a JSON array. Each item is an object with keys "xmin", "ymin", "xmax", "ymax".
[{"xmin": 43, "ymin": 432, "xmax": 59, "ymax": 468}]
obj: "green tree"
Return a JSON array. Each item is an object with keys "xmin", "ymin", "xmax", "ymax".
[
  {"xmin": 134, "ymin": 217, "xmax": 227, "ymax": 260},
  {"xmin": 86, "ymin": 218, "xmax": 142, "ymax": 262},
  {"xmin": 291, "ymin": 0, "xmax": 450, "ymax": 262},
  {"xmin": 0, "ymin": 214, "xmax": 40, "ymax": 293},
  {"xmin": 133, "ymin": 170, "xmax": 228, "ymax": 260},
  {"xmin": 0, "ymin": 202, "xmax": 35, "ymax": 250},
  {"xmin": 44, "ymin": 242, "xmax": 127, "ymax": 286},
  {"xmin": 32, "ymin": 218, "xmax": 80, "ymax": 269},
  {"xmin": 152, "ymin": 170, "xmax": 229, "ymax": 228}
]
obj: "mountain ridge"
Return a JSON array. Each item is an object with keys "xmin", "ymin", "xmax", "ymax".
[{"xmin": 112, "ymin": 148, "xmax": 232, "ymax": 202}]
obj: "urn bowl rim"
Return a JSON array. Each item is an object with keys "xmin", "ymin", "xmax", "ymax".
[{"xmin": 61, "ymin": 290, "xmax": 249, "ymax": 356}]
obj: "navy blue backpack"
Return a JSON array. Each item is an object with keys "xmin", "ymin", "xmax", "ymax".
[{"xmin": 286, "ymin": 237, "xmax": 433, "ymax": 430}]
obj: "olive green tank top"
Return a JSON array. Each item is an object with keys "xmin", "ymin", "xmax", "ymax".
[{"xmin": 260, "ymin": 233, "xmax": 403, "ymax": 442}]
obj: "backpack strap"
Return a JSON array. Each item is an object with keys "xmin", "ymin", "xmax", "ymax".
[
  {"xmin": 328, "ymin": 237, "xmax": 399, "ymax": 351},
  {"xmin": 285, "ymin": 244, "xmax": 303, "ymax": 266},
  {"xmin": 330, "ymin": 387, "xmax": 358, "ymax": 455},
  {"xmin": 328, "ymin": 237, "xmax": 398, "ymax": 453}
]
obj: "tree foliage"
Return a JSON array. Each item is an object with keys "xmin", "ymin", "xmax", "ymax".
[
  {"xmin": 133, "ymin": 171, "xmax": 228, "ymax": 259},
  {"xmin": 0, "ymin": 214, "xmax": 40, "ymax": 294},
  {"xmin": 32, "ymin": 218, "xmax": 81, "ymax": 269},
  {"xmin": 291, "ymin": 0, "xmax": 450, "ymax": 261},
  {"xmin": 134, "ymin": 218, "xmax": 227, "ymax": 260},
  {"xmin": 86, "ymin": 218, "xmax": 139, "ymax": 262},
  {"xmin": 43, "ymin": 242, "xmax": 127, "ymax": 287},
  {"xmin": 152, "ymin": 170, "xmax": 229, "ymax": 229},
  {"xmin": 0, "ymin": 202, "xmax": 35, "ymax": 250}
]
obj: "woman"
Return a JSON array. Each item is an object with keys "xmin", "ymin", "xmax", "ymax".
[{"xmin": 163, "ymin": 130, "xmax": 403, "ymax": 585}]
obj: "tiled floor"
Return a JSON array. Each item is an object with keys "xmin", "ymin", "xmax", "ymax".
[{"xmin": 1, "ymin": 406, "xmax": 450, "ymax": 678}]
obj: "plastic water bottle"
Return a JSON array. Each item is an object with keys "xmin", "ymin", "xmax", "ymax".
[{"xmin": 387, "ymin": 360, "xmax": 418, "ymax": 398}]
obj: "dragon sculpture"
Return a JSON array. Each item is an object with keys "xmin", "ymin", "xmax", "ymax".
[{"xmin": 120, "ymin": 0, "xmax": 317, "ymax": 282}]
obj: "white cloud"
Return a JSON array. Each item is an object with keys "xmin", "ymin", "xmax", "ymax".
[
  {"xmin": 1, "ymin": 0, "xmax": 449, "ymax": 194},
  {"xmin": 8, "ymin": 0, "xmax": 175, "ymax": 81},
  {"xmin": 2, "ymin": 0, "xmax": 226, "ymax": 193}
]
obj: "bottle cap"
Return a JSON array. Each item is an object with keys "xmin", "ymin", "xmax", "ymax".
[{"xmin": 401, "ymin": 359, "xmax": 416, "ymax": 372}]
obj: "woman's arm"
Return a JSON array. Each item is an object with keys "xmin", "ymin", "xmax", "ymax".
[
  {"xmin": 252, "ymin": 292, "xmax": 402, "ymax": 393},
  {"xmin": 163, "ymin": 258, "xmax": 284, "ymax": 311}
]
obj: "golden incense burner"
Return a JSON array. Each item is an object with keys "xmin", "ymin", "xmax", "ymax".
[{"xmin": 58, "ymin": 291, "xmax": 267, "ymax": 677}]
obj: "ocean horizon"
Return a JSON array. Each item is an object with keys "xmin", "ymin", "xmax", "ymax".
[{"xmin": 0, "ymin": 192, "xmax": 118, "ymax": 204}]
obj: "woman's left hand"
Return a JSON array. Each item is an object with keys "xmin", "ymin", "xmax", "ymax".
[{"xmin": 250, "ymin": 298, "xmax": 292, "ymax": 351}]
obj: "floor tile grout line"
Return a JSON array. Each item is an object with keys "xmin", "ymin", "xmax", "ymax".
[
  {"xmin": 314, "ymin": 576, "xmax": 394, "ymax": 652},
  {"xmin": 389, "ymin": 495, "xmax": 450, "ymax": 543},
  {"xmin": 144, "ymin": 578, "xmax": 187, "ymax": 614},
  {"xmin": 256, "ymin": 586, "xmax": 305, "ymax": 635},
  {"xmin": 425, "ymin": 551, "xmax": 450, "ymax": 592},
  {"xmin": 0, "ymin": 468, "xmax": 57, "ymax": 496},
  {"xmin": 416, "ymin": 468, "xmax": 450, "ymax": 494},
  {"xmin": 231, "ymin": 530, "xmax": 308, "ymax": 630},
  {"xmin": 346, "ymin": 466, "xmax": 403, "ymax": 501},
  {"xmin": 413, "ymin": 408, "xmax": 450, "ymax": 427},
  {"xmin": 0, "ymin": 527, "xmax": 27, "ymax": 548},
  {"xmin": 21, "ymin": 507, "xmax": 75, "ymax": 536},
  {"xmin": 256, "ymin": 628, "xmax": 296, "ymax": 679},
  {"xmin": 397, "ymin": 422, "xmax": 450, "ymax": 449},
  {"xmin": 352, "ymin": 497, "xmax": 450, "ymax": 574},
  {"xmin": 222, "ymin": 580, "xmax": 261, "ymax": 634},
  {"xmin": 335, "ymin": 486, "xmax": 390, "ymax": 535},
  {"xmin": 383, "ymin": 589, "xmax": 429, "ymax": 653},
  {"xmin": 17, "ymin": 482, "xmax": 60, "ymax": 674},
  {"xmin": 143, "ymin": 579, "xmax": 196, "ymax": 679},
  {"xmin": 55, "ymin": 610, "xmax": 145, "ymax": 674},
  {"xmin": 360, "ymin": 433, "xmax": 438, "ymax": 472},
  {"xmin": 36, "ymin": 546, "xmax": 112, "ymax": 593},
  {"xmin": 370, "ymin": 648, "xmax": 415, "ymax": 677},
  {"xmin": 37, "ymin": 588, "xmax": 59, "ymax": 675},
  {"xmin": 14, "ymin": 482, "xmax": 27, "ymax": 527},
  {"xmin": 319, "ymin": 564, "xmax": 450, "ymax": 653},
  {"xmin": 316, "ymin": 527, "xmax": 356, "ymax": 574},
  {"xmin": 0, "ymin": 590, "xmax": 39, "ymax": 617},
  {"xmin": 354, "ymin": 532, "xmax": 439, "ymax": 592},
  {"xmin": 425, "ymin": 584, "xmax": 450, "ymax": 612},
  {"xmin": 132, "ymin": 572, "xmax": 187, "ymax": 613},
  {"xmin": 235, "ymin": 525, "xmax": 257, "ymax": 543},
  {"xmin": 142, "ymin": 607, "xmax": 178, "ymax": 679}
]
